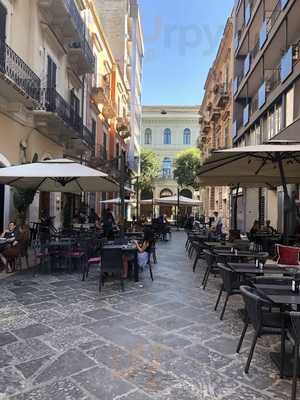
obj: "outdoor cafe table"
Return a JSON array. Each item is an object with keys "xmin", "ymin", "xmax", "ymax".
[
  {"xmin": 228, "ymin": 262, "xmax": 294, "ymax": 275},
  {"xmin": 253, "ymin": 280, "xmax": 300, "ymax": 377},
  {"xmin": 102, "ymin": 243, "xmax": 139, "ymax": 282},
  {"xmin": 205, "ymin": 241, "xmax": 239, "ymax": 250},
  {"xmin": 214, "ymin": 250, "xmax": 268, "ymax": 262}
]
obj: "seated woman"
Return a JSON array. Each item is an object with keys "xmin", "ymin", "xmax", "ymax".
[
  {"xmin": 0, "ymin": 221, "xmax": 21, "ymax": 273},
  {"xmin": 134, "ymin": 228, "xmax": 154, "ymax": 269}
]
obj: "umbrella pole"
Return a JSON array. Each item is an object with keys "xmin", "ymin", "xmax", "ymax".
[
  {"xmin": 277, "ymin": 155, "xmax": 290, "ymax": 241},
  {"xmin": 136, "ymin": 176, "xmax": 139, "ymax": 220},
  {"xmin": 120, "ymin": 151, "xmax": 126, "ymax": 239},
  {"xmin": 233, "ymin": 184, "xmax": 240, "ymax": 231},
  {"xmin": 177, "ymin": 187, "xmax": 180, "ymax": 231}
]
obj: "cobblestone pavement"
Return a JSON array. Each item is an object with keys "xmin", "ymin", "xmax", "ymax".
[{"xmin": 0, "ymin": 231, "xmax": 292, "ymax": 399}]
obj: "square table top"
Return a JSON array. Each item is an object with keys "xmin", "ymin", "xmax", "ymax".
[
  {"xmin": 102, "ymin": 244, "xmax": 137, "ymax": 251},
  {"xmin": 205, "ymin": 241, "xmax": 237, "ymax": 248},
  {"xmin": 215, "ymin": 250, "xmax": 267, "ymax": 258},
  {"xmin": 228, "ymin": 262, "xmax": 298, "ymax": 274},
  {"xmin": 254, "ymin": 282, "xmax": 300, "ymax": 305}
]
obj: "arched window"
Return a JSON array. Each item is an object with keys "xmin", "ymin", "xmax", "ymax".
[
  {"xmin": 144, "ymin": 128, "xmax": 152, "ymax": 145},
  {"xmin": 162, "ymin": 157, "xmax": 172, "ymax": 177},
  {"xmin": 160, "ymin": 188, "xmax": 173, "ymax": 198},
  {"xmin": 180, "ymin": 189, "xmax": 193, "ymax": 199},
  {"xmin": 183, "ymin": 128, "xmax": 191, "ymax": 145},
  {"xmin": 163, "ymin": 128, "xmax": 171, "ymax": 144}
]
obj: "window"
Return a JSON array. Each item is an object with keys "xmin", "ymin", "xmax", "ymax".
[
  {"xmin": 183, "ymin": 128, "xmax": 191, "ymax": 145},
  {"xmin": 162, "ymin": 157, "xmax": 172, "ymax": 177},
  {"xmin": 144, "ymin": 128, "xmax": 152, "ymax": 145},
  {"xmin": 163, "ymin": 128, "xmax": 171, "ymax": 144},
  {"xmin": 160, "ymin": 188, "xmax": 172, "ymax": 198}
]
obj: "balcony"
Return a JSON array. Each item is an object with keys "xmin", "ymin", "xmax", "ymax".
[
  {"xmin": 0, "ymin": 41, "xmax": 41, "ymax": 107},
  {"xmin": 211, "ymin": 107, "xmax": 221, "ymax": 122},
  {"xmin": 117, "ymin": 117, "xmax": 130, "ymax": 137},
  {"xmin": 265, "ymin": 68, "xmax": 281, "ymax": 95},
  {"xmin": 92, "ymin": 74, "xmax": 111, "ymax": 105},
  {"xmin": 102, "ymin": 101, "xmax": 117, "ymax": 120},
  {"xmin": 202, "ymin": 120, "xmax": 210, "ymax": 133},
  {"xmin": 214, "ymin": 83, "xmax": 229, "ymax": 108},
  {"xmin": 38, "ymin": 0, "xmax": 94, "ymax": 74},
  {"xmin": 38, "ymin": 0, "xmax": 84, "ymax": 45},
  {"xmin": 67, "ymin": 36, "xmax": 95, "ymax": 75},
  {"xmin": 33, "ymin": 88, "xmax": 90, "ymax": 151}
]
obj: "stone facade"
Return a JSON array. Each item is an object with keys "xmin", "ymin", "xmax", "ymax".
[
  {"xmin": 142, "ymin": 106, "xmax": 200, "ymax": 219},
  {"xmin": 199, "ymin": 17, "xmax": 234, "ymax": 232}
]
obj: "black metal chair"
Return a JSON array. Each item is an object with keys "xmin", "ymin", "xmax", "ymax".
[
  {"xmin": 100, "ymin": 248, "xmax": 124, "ymax": 292},
  {"xmin": 282, "ymin": 312, "xmax": 300, "ymax": 400},
  {"xmin": 215, "ymin": 263, "xmax": 242, "ymax": 320},
  {"xmin": 236, "ymin": 285, "xmax": 283, "ymax": 374},
  {"xmin": 202, "ymin": 249, "xmax": 219, "ymax": 290}
]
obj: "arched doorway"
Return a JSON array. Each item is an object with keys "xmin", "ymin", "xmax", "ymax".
[
  {"xmin": 141, "ymin": 189, "xmax": 153, "ymax": 218},
  {"xmin": 159, "ymin": 188, "xmax": 173, "ymax": 219}
]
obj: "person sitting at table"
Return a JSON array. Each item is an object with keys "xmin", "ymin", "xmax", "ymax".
[
  {"xmin": 133, "ymin": 228, "xmax": 154, "ymax": 270},
  {"xmin": 102, "ymin": 208, "xmax": 116, "ymax": 240},
  {"xmin": 0, "ymin": 221, "xmax": 21, "ymax": 273},
  {"xmin": 211, "ymin": 211, "xmax": 223, "ymax": 234},
  {"xmin": 89, "ymin": 208, "xmax": 99, "ymax": 224},
  {"xmin": 263, "ymin": 220, "xmax": 276, "ymax": 234},
  {"xmin": 249, "ymin": 220, "xmax": 260, "ymax": 242}
]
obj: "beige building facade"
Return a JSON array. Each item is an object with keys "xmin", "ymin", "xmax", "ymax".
[
  {"xmin": 142, "ymin": 105, "xmax": 200, "ymax": 219},
  {"xmin": 0, "ymin": 0, "xmax": 143, "ymax": 229},
  {"xmin": 199, "ymin": 17, "xmax": 234, "ymax": 232}
]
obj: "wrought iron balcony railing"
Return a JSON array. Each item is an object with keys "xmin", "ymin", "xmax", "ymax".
[
  {"xmin": 82, "ymin": 125, "xmax": 95, "ymax": 149},
  {"xmin": 68, "ymin": 34, "xmax": 95, "ymax": 70},
  {"xmin": 64, "ymin": 0, "xmax": 85, "ymax": 41},
  {"xmin": 38, "ymin": 87, "xmax": 83, "ymax": 133},
  {"xmin": 0, "ymin": 41, "xmax": 41, "ymax": 102}
]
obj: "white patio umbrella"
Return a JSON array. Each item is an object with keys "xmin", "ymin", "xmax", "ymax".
[
  {"xmin": 157, "ymin": 195, "xmax": 201, "ymax": 207},
  {"xmin": 197, "ymin": 144, "xmax": 300, "ymax": 235},
  {"xmin": 0, "ymin": 159, "xmax": 118, "ymax": 193},
  {"xmin": 197, "ymin": 145, "xmax": 300, "ymax": 184},
  {"xmin": 100, "ymin": 197, "xmax": 136, "ymax": 205}
]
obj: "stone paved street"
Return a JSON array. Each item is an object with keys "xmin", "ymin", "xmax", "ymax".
[{"xmin": 0, "ymin": 231, "xmax": 292, "ymax": 399}]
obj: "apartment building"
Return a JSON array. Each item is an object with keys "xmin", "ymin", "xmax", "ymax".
[
  {"xmin": 88, "ymin": 1, "xmax": 131, "ymax": 217},
  {"xmin": 232, "ymin": 0, "xmax": 298, "ymax": 232},
  {"xmin": 95, "ymin": 0, "xmax": 144, "ymax": 174},
  {"xmin": 199, "ymin": 17, "xmax": 234, "ymax": 232},
  {"xmin": 0, "ymin": 0, "xmax": 97, "ymax": 228},
  {"xmin": 142, "ymin": 106, "xmax": 200, "ymax": 219},
  {"xmin": 0, "ymin": 0, "xmax": 137, "ymax": 227}
]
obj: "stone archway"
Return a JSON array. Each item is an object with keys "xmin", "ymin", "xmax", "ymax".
[{"xmin": 159, "ymin": 188, "xmax": 173, "ymax": 218}]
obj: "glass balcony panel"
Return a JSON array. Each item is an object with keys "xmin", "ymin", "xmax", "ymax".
[
  {"xmin": 259, "ymin": 21, "xmax": 267, "ymax": 49},
  {"xmin": 245, "ymin": 3, "xmax": 251, "ymax": 25},
  {"xmin": 233, "ymin": 77, "xmax": 238, "ymax": 95},
  {"xmin": 258, "ymin": 82, "xmax": 266, "ymax": 108},
  {"xmin": 243, "ymin": 104, "xmax": 250, "ymax": 126},
  {"xmin": 281, "ymin": 46, "xmax": 293, "ymax": 82},
  {"xmin": 232, "ymin": 120, "xmax": 237, "ymax": 138},
  {"xmin": 244, "ymin": 54, "xmax": 251, "ymax": 76}
]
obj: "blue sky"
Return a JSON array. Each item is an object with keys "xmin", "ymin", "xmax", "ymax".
[{"xmin": 139, "ymin": 0, "xmax": 234, "ymax": 106}]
